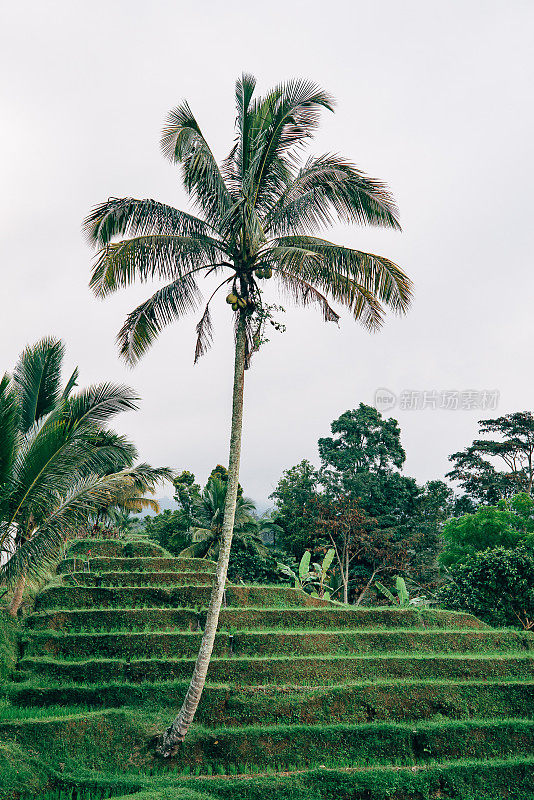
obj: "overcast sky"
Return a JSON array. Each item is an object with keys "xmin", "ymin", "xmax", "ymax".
[{"xmin": 1, "ymin": 1, "xmax": 533, "ymax": 507}]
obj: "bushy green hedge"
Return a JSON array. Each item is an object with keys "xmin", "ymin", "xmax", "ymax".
[
  {"xmin": 11, "ymin": 759, "xmax": 534, "ymax": 800},
  {"xmin": 0, "ymin": 742, "xmax": 53, "ymax": 800},
  {"xmin": 438, "ymin": 547, "xmax": 534, "ymax": 628},
  {"xmin": 163, "ymin": 718, "xmax": 534, "ymax": 772},
  {"xmin": 0, "ymin": 710, "xmax": 147, "ymax": 772},
  {"xmin": 66, "ymin": 539, "xmax": 168, "ymax": 558},
  {"xmin": 186, "ymin": 760, "xmax": 534, "ymax": 799}
]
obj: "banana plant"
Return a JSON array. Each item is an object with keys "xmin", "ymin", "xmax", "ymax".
[
  {"xmin": 375, "ymin": 576, "xmax": 429, "ymax": 608},
  {"xmin": 279, "ymin": 548, "xmax": 335, "ymax": 599}
]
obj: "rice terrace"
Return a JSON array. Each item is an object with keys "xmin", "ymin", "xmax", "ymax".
[{"xmin": 1, "ymin": 4, "xmax": 534, "ymax": 799}]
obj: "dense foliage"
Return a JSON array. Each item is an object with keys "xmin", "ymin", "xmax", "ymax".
[
  {"xmin": 437, "ymin": 546, "xmax": 534, "ymax": 629},
  {"xmin": 440, "ymin": 493, "xmax": 534, "ymax": 567},
  {"xmin": 270, "ymin": 404, "xmax": 453, "ymax": 600}
]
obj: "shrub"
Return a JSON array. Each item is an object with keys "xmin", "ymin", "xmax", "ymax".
[{"xmin": 437, "ymin": 546, "xmax": 534, "ymax": 629}]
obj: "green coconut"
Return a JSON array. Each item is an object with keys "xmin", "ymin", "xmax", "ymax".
[
  {"xmin": 226, "ymin": 292, "xmax": 238, "ymax": 304},
  {"xmin": 263, "ymin": 267, "xmax": 273, "ymax": 279},
  {"xmin": 255, "ymin": 268, "xmax": 265, "ymax": 279},
  {"xmin": 231, "ymin": 302, "xmax": 239, "ymax": 311}
]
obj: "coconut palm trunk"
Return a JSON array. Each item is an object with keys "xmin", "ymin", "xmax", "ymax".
[
  {"xmin": 7, "ymin": 575, "xmax": 26, "ymax": 617},
  {"xmin": 157, "ymin": 314, "xmax": 247, "ymax": 755}
]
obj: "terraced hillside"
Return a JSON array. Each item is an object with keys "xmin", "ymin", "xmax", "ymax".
[{"xmin": 2, "ymin": 536, "xmax": 534, "ymax": 800}]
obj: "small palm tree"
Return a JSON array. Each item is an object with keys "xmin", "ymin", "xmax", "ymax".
[
  {"xmin": 0, "ymin": 337, "xmax": 171, "ymax": 613},
  {"xmin": 84, "ymin": 75, "xmax": 413, "ymax": 751},
  {"xmin": 180, "ymin": 477, "xmax": 257, "ymax": 559}
]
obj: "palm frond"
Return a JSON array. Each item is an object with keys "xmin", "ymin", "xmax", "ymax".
[
  {"xmin": 268, "ymin": 236, "xmax": 413, "ymax": 316},
  {"xmin": 229, "ymin": 73, "xmax": 257, "ymax": 185},
  {"xmin": 0, "ymin": 472, "xmax": 139, "ymax": 587},
  {"xmin": 246, "ymin": 79, "xmax": 334, "ymax": 211},
  {"xmin": 63, "ymin": 383, "xmax": 139, "ymax": 430},
  {"xmin": 13, "ymin": 337, "xmax": 65, "ymax": 433},
  {"xmin": 264, "ymin": 154, "xmax": 401, "ymax": 234},
  {"xmin": 193, "ymin": 276, "xmax": 233, "ymax": 363},
  {"xmin": 61, "ymin": 368, "xmax": 79, "ymax": 400},
  {"xmin": 0, "ymin": 375, "xmax": 19, "ymax": 490},
  {"xmin": 3, "ymin": 384, "xmax": 139, "ymax": 535},
  {"xmin": 80, "ymin": 429, "xmax": 138, "ymax": 477},
  {"xmin": 194, "ymin": 303, "xmax": 213, "ymax": 364},
  {"xmin": 89, "ymin": 235, "xmax": 222, "ymax": 298},
  {"xmin": 117, "ymin": 275, "xmax": 202, "ymax": 364},
  {"xmin": 274, "ymin": 271, "xmax": 340, "ymax": 323},
  {"xmin": 83, "ymin": 197, "xmax": 219, "ymax": 246},
  {"xmin": 160, "ymin": 102, "xmax": 234, "ymax": 232}
]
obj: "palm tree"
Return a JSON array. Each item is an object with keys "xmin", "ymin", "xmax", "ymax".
[
  {"xmin": 179, "ymin": 476, "xmax": 257, "ymax": 559},
  {"xmin": 0, "ymin": 337, "xmax": 171, "ymax": 614},
  {"xmin": 84, "ymin": 75, "xmax": 413, "ymax": 752}
]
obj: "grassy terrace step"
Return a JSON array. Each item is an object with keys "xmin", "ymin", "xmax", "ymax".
[
  {"xmin": 1, "ymin": 712, "xmax": 533, "ymax": 773},
  {"xmin": 22, "ymin": 629, "xmax": 534, "ymax": 660},
  {"xmin": 10, "ymin": 679, "xmax": 534, "ymax": 725},
  {"xmin": 217, "ymin": 607, "xmax": 489, "ymax": 630},
  {"xmin": 127, "ymin": 759, "xmax": 534, "ymax": 800},
  {"xmin": 63, "ymin": 571, "xmax": 215, "ymax": 587},
  {"xmin": 66, "ymin": 539, "xmax": 169, "ymax": 558},
  {"xmin": 34, "ymin": 585, "xmax": 326, "ymax": 611},
  {"xmin": 25, "ymin": 605, "xmax": 489, "ymax": 633},
  {"xmin": 157, "ymin": 718, "xmax": 534, "ymax": 771},
  {"xmin": 5, "ymin": 759, "xmax": 534, "ymax": 800},
  {"xmin": 19, "ymin": 653, "xmax": 534, "ymax": 684},
  {"xmin": 25, "ymin": 608, "xmax": 202, "ymax": 632},
  {"xmin": 58, "ymin": 556, "xmax": 216, "ymax": 574}
]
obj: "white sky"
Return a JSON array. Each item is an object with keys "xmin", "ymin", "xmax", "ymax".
[{"xmin": 1, "ymin": 0, "xmax": 533, "ymax": 506}]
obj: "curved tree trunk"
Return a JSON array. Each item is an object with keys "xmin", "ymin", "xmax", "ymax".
[
  {"xmin": 8, "ymin": 574, "xmax": 26, "ymax": 617},
  {"xmin": 157, "ymin": 314, "xmax": 247, "ymax": 756}
]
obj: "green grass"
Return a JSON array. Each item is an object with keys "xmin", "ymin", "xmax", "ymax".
[
  {"xmin": 33, "ymin": 585, "xmax": 326, "ymax": 612},
  {"xmin": 10, "ymin": 678, "xmax": 534, "ymax": 726},
  {"xmin": 22, "ymin": 628, "xmax": 533, "ymax": 661},
  {"xmin": 26, "ymin": 608, "xmax": 202, "ymax": 632},
  {"xmin": 0, "ymin": 611, "xmax": 18, "ymax": 682},
  {"xmin": 20, "ymin": 651, "xmax": 534, "ymax": 685},
  {"xmin": 58, "ymin": 557, "xmax": 216, "ymax": 574},
  {"xmin": 63, "ymin": 571, "xmax": 215, "ymax": 587},
  {"xmin": 216, "ymin": 606, "xmax": 489, "ymax": 630},
  {"xmin": 6, "ymin": 538, "xmax": 534, "ymax": 799},
  {"xmin": 8, "ymin": 759, "xmax": 534, "ymax": 800}
]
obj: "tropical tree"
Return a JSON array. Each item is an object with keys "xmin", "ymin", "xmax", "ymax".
[
  {"xmin": 0, "ymin": 337, "xmax": 171, "ymax": 614},
  {"xmin": 91, "ymin": 470, "xmax": 164, "ymax": 531},
  {"xmin": 447, "ymin": 412, "xmax": 534, "ymax": 504},
  {"xmin": 84, "ymin": 75, "xmax": 412, "ymax": 751},
  {"xmin": 179, "ymin": 476, "xmax": 257, "ymax": 559},
  {"xmin": 270, "ymin": 460, "xmax": 322, "ymax": 556}
]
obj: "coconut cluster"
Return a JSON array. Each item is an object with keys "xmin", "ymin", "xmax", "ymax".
[
  {"xmin": 225, "ymin": 293, "xmax": 255, "ymax": 311},
  {"xmin": 254, "ymin": 267, "xmax": 273, "ymax": 279},
  {"xmin": 225, "ymin": 267, "xmax": 272, "ymax": 311}
]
